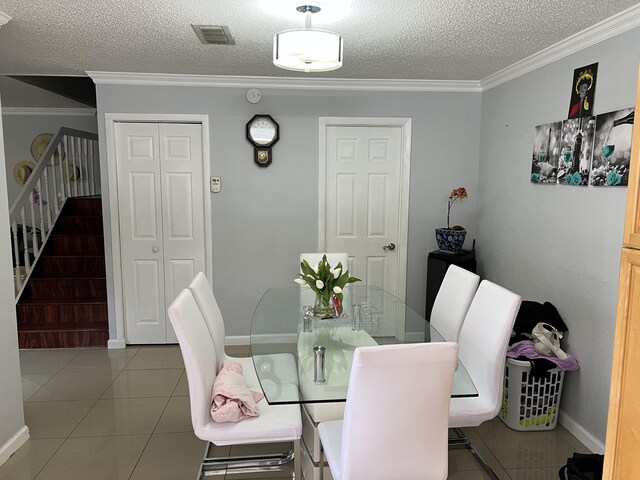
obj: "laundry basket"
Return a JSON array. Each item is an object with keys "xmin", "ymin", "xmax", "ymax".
[{"xmin": 499, "ymin": 357, "xmax": 564, "ymax": 431}]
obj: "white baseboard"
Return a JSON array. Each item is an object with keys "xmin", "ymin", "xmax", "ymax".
[
  {"xmin": 0, "ymin": 426, "xmax": 29, "ymax": 466},
  {"xmin": 226, "ymin": 334, "xmax": 300, "ymax": 346},
  {"xmin": 107, "ymin": 338, "xmax": 126, "ymax": 349},
  {"xmin": 225, "ymin": 335, "xmax": 250, "ymax": 346},
  {"xmin": 559, "ymin": 410, "xmax": 605, "ymax": 454}
]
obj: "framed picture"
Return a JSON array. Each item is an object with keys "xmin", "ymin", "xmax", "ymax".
[{"xmin": 568, "ymin": 63, "xmax": 598, "ymax": 119}]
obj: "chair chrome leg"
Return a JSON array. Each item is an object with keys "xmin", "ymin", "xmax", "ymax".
[
  {"xmin": 448, "ymin": 428, "xmax": 500, "ymax": 480},
  {"xmin": 197, "ymin": 441, "xmax": 300, "ymax": 479},
  {"xmin": 293, "ymin": 439, "xmax": 301, "ymax": 479}
]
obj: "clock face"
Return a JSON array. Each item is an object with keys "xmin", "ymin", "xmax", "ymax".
[
  {"xmin": 246, "ymin": 115, "xmax": 279, "ymax": 147},
  {"xmin": 249, "ymin": 118, "xmax": 277, "ymax": 145}
]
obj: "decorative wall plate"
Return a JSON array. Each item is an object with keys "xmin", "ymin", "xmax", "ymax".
[
  {"xmin": 31, "ymin": 133, "xmax": 65, "ymax": 165},
  {"xmin": 13, "ymin": 160, "xmax": 35, "ymax": 186}
]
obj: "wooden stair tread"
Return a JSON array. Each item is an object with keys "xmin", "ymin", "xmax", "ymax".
[
  {"xmin": 31, "ymin": 272, "xmax": 106, "ymax": 279},
  {"xmin": 48, "ymin": 233, "xmax": 104, "ymax": 238},
  {"xmin": 18, "ymin": 298, "xmax": 107, "ymax": 305},
  {"xmin": 18, "ymin": 322, "xmax": 108, "ymax": 331},
  {"xmin": 27, "ymin": 276, "xmax": 106, "ymax": 281},
  {"xmin": 36, "ymin": 255, "xmax": 104, "ymax": 259}
]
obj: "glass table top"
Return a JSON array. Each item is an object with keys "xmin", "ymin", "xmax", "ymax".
[{"xmin": 250, "ymin": 285, "xmax": 478, "ymax": 405}]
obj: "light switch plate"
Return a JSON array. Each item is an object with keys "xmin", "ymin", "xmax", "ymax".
[{"xmin": 210, "ymin": 177, "xmax": 221, "ymax": 193}]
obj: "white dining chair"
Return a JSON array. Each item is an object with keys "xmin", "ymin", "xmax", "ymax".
[
  {"xmin": 430, "ymin": 264, "xmax": 480, "ymax": 342},
  {"xmin": 188, "ymin": 272, "xmax": 299, "ymax": 389},
  {"xmin": 318, "ymin": 342, "xmax": 459, "ymax": 480},
  {"xmin": 448, "ymin": 279, "xmax": 521, "ymax": 480},
  {"xmin": 168, "ymin": 289, "xmax": 302, "ymax": 479}
]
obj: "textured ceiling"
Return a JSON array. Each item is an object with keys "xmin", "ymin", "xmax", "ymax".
[{"xmin": 0, "ymin": 0, "xmax": 637, "ymax": 80}]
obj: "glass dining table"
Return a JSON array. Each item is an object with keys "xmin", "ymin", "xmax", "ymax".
[{"xmin": 250, "ymin": 285, "xmax": 478, "ymax": 405}]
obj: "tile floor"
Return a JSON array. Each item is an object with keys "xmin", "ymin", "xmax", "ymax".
[{"xmin": 2, "ymin": 345, "xmax": 591, "ymax": 479}]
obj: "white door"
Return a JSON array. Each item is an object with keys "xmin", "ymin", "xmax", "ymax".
[
  {"xmin": 322, "ymin": 121, "xmax": 410, "ymax": 336},
  {"xmin": 115, "ymin": 122, "xmax": 205, "ymax": 344}
]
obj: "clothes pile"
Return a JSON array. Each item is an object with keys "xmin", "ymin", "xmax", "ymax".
[{"xmin": 507, "ymin": 301, "xmax": 579, "ymax": 378}]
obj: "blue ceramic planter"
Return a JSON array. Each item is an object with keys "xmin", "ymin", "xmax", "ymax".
[{"xmin": 435, "ymin": 228, "xmax": 467, "ymax": 254}]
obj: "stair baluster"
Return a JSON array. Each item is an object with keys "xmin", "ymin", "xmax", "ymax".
[
  {"xmin": 60, "ymin": 136, "xmax": 68, "ymax": 200},
  {"xmin": 50, "ymin": 147, "xmax": 59, "ymax": 217},
  {"xmin": 20, "ymin": 207, "xmax": 30, "ymax": 272},
  {"xmin": 71, "ymin": 137, "xmax": 79, "ymax": 197},
  {"xmin": 11, "ymin": 219, "xmax": 21, "ymax": 292},
  {"xmin": 43, "ymin": 168, "xmax": 53, "ymax": 231},
  {"xmin": 36, "ymin": 178, "xmax": 46, "ymax": 244}
]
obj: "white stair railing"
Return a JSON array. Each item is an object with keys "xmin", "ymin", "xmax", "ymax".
[{"xmin": 10, "ymin": 127, "xmax": 100, "ymax": 300}]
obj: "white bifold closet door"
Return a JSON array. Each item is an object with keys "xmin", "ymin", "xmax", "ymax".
[{"xmin": 115, "ymin": 123, "xmax": 205, "ymax": 344}]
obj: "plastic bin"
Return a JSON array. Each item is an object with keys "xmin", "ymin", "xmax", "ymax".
[{"xmin": 499, "ymin": 357, "xmax": 564, "ymax": 431}]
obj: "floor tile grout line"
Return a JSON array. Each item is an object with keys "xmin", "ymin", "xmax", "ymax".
[
  {"xmin": 52, "ymin": 396, "xmax": 100, "ymax": 440},
  {"xmin": 168, "ymin": 369, "xmax": 186, "ymax": 397},
  {"xmin": 30, "ymin": 438, "xmax": 67, "ymax": 480},
  {"xmin": 127, "ymin": 396, "xmax": 174, "ymax": 480},
  {"xmin": 126, "ymin": 434, "xmax": 155, "ymax": 480}
]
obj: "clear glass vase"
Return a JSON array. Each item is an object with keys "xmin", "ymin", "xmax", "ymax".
[{"xmin": 313, "ymin": 294, "xmax": 335, "ymax": 319}]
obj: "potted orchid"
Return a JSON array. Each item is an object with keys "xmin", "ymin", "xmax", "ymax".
[
  {"xmin": 295, "ymin": 255, "xmax": 361, "ymax": 318},
  {"xmin": 435, "ymin": 187, "xmax": 468, "ymax": 254}
]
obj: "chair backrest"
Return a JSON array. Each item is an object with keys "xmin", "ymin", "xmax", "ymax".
[
  {"xmin": 188, "ymin": 272, "xmax": 226, "ymax": 369},
  {"xmin": 457, "ymin": 280, "xmax": 521, "ymax": 413},
  {"xmin": 341, "ymin": 342, "xmax": 458, "ymax": 480},
  {"xmin": 168, "ymin": 289, "xmax": 219, "ymax": 434},
  {"xmin": 430, "ymin": 265, "xmax": 480, "ymax": 342}
]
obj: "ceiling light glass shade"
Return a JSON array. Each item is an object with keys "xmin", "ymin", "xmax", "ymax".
[{"xmin": 273, "ymin": 28, "xmax": 343, "ymax": 72}]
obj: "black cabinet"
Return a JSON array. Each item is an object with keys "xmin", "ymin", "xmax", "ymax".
[{"xmin": 425, "ymin": 250, "xmax": 476, "ymax": 319}]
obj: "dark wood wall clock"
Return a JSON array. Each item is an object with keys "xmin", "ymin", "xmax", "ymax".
[{"xmin": 246, "ymin": 115, "xmax": 279, "ymax": 167}]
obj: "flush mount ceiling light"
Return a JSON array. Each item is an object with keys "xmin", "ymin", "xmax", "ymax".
[{"xmin": 273, "ymin": 1, "xmax": 343, "ymax": 73}]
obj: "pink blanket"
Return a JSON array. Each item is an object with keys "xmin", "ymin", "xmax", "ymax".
[{"xmin": 210, "ymin": 360, "xmax": 264, "ymax": 423}]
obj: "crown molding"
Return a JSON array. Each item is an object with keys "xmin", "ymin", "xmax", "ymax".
[
  {"xmin": 0, "ymin": 11, "xmax": 11, "ymax": 26},
  {"xmin": 88, "ymin": 4, "xmax": 640, "ymax": 95},
  {"xmin": 1, "ymin": 107, "xmax": 96, "ymax": 116},
  {"xmin": 480, "ymin": 3, "xmax": 640, "ymax": 91},
  {"xmin": 86, "ymin": 71, "xmax": 482, "ymax": 93}
]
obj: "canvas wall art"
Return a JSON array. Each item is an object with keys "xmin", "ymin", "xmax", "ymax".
[
  {"xmin": 558, "ymin": 116, "xmax": 595, "ymax": 186},
  {"xmin": 531, "ymin": 121, "xmax": 562, "ymax": 184},
  {"xmin": 590, "ymin": 108, "xmax": 635, "ymax": 186},
  {"xmin": 568, "ymin": 63, "xmax": 598, "ymax": 119}
]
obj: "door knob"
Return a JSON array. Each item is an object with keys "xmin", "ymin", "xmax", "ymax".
[
  {"xmin": 383, "ymin": 243, "xmax": 396, "ymax": 251},
  {"xmin": 152, "ymin": 246, "xmax": 159, "ymax": 253}
]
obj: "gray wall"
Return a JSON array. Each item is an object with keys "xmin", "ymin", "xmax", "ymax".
[
  {"xmin": 1, "ymin": 113, "xmax": 97, "ymax": 207},
  {"xmin": 0, "ymin": 95, "xmax": 27, "ymax": 454},
  {"xmin": 95, "ymin": 86, "xmax": 482, "ymax": 337},
  {"xmin": 477, "ymin": 27, "xmax": 640, "ymax": 444}
]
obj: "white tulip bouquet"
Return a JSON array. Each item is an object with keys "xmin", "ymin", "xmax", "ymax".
[{"xmin": 295, "ymin": 255, "xmax": 360, "ymax": 318}]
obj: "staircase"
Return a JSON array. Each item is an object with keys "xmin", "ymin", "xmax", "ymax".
[{"xmin": 16, "ymin": 197, "xmax": 108, "ymax": 348}]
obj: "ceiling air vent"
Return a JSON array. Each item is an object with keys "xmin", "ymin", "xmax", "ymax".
[{"xmin": 191, "ymin": 25, "xmax": 235, "ymax": 45}]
